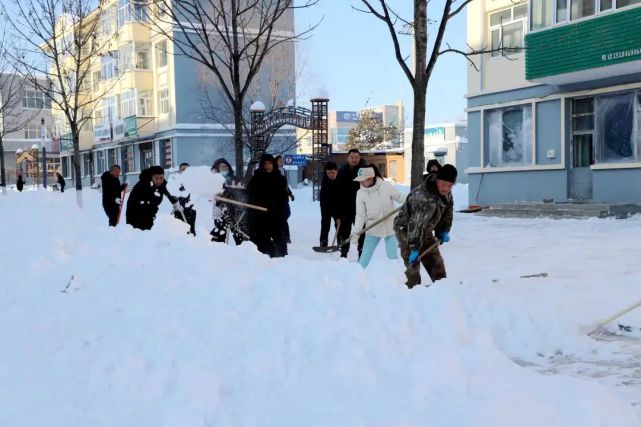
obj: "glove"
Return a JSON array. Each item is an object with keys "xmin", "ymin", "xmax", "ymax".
[
  {"xmin": 436, "ymin": 231, "xmax": 450, "ymax": 245},
  {"xmin": 408, "ymin": 250, "xmax": 420, "ymax": 264},
  {"xmin": 173, "ymin": 202, "xmax": 184, "ymax": 213},
  {"xmin": 115, "ymin": 198, "xmax": 121, "ymax": 205}
]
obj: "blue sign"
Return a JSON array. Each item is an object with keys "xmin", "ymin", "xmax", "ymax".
[
  {"xmin": 336, "ymin": 111, "xmax": 359, "ymax": 123},
  {"xmin": 425, "ymin": 127, "xmax": 445, "ymax": 138},
  {"xmin": 284, "ymin": 154, "xmax": 307, "ymax": 166}
]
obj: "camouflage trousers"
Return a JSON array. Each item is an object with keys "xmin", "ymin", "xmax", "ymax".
[{"xmin": 396, "ymin": 229, "xmax": 447, "ymax": 285}]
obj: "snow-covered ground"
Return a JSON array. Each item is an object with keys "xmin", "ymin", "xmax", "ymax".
[{"xmin": 1, "ymin": 181, "xmax": 640, "ymax": 426}]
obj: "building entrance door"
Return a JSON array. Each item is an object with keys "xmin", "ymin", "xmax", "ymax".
[{"xmin": 569, "ymin": 98, "xmax": 594, "ymax": 200}]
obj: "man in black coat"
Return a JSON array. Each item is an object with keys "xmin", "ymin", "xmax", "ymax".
[
  {"xmin": 336, "ymin": 149, "xmax": 367, "ymax": 258},
  {"xmin": 126, "ymin": 166, "xmax": 180, "ymax": 231},
  {"xmin": 56, "ymin": 173, "xmax": 66, "ymax": 192},
  {"xmin": 101, "ymin": 165, "xmax": 127, "ymax": 227},
  {"xmin": 319, "ymin": 161, "xmax": 341, "ymax": 247},
  {"xmin": 246, "ymin": 154, "xmax": 289, "ymax": 258},
  {"xmin": 16, "ymin": 174, "xmax": 24, "ymax": 192}
]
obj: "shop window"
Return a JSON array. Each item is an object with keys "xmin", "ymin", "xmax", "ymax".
[{"xmin": 595, "ymin": 92, "xmax": 638, "ymax": 163}]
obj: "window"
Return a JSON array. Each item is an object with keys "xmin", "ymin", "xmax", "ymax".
[
  {"xmin": 571, "ymin": 0, "xmax": 595, "ymax": 19},
  {"xmin": 24, "ymin": 123, "xmax": 41, "ymax": 139},
  {"xmin": 121, "ymin": 89, "xmax": 136, "ymax": 118},
  {"xmin": 489, "ymin": 5, "xmax": 528, "ymax": 57},
  {"xmin": 23, "ymin": 89, "xmax": 51, "ymax": 109},
  {"xmin": 156, "ymin": 40, "xmax": 168, "ymax": 67},
  {"xmin": 136, "ymin": 44, "xmax": 151, "ymax": 69},
  {"xmin": 138, "ymin": 90, "xmax": 153, "ymax": 116},
  {"xmin": 123, "ymin": 145, "xmax": 135, "ymax": 173},
  {"xmin": 485, "ymin": 105, "xmax": 533, "ymax": 167},
  {"xmin": 158, "ymin": 89, "xmax": 169, "ymax": 114},
  {"xmin": 100, "ymin": 7, "xmax": 116, "ymax": 36},
  {"xmin": 157, "ymin": 0, "xmax": 168, "ymax": 17},
  {"xmin": 101, "ymin": 51, "xmax": 119, "ymax": 80},
  {"xmin": 95, "ymin": 150, "xmax": 106, "ymax": 175},
  {"xmin": 96, "ymin": 95, "xmax": 120, "ymax": 125},
  {"xmin": 139, "ymin": 142, "xmax": 154, "ymax": 169},
  {"xmin": 119, "ymin": 0, "xmax": 148, "ymax": 26},
  {"xmin": 92, "ymin": 70, "xmax": 101, "ymax": 92}
]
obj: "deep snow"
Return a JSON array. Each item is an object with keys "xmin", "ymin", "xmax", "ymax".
[{"xmin": 1, "ymin": 181, "xmax": 640, "ymax": 426}]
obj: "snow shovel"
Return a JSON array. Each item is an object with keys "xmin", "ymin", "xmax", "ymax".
[
  {"xmin": 215, "ymin": 196, "xmax": 268, "ymax": 212},
  {"xmin": 116, "ymin": 187, "xmax": 128, "ymax": 225},
  {"xmin": 587, "ymin": 299, "xmax": 641, "ymax": 337},
  {"xmin": 404, "ymin": 240, "xmax": 441, "ymax": 289},
  {"xmin": 313, "ymin": 219, "xmax": 341, "ymax": 253}
]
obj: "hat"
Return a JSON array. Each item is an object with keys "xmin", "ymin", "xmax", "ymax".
[
  {"xmin": 426, "ymin": 159, "xmax": 442, "ymax": 173},
  {"xmin": 353, "ymin": 167, "xmax": 375, "ymax": 182},
  {"xmin": 436, "ymin": 164, "xmax": 457, "ymax": 184},
  {"xmin": 148, "ymin": 166, "xmax": 165, "ymax": 176}
]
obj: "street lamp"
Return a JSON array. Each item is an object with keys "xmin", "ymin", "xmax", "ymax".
[
  {"xmin": 31, "ymin": 143, "xmax": 39, "ymax": 187},
  {"xmin": 40, "ymin": 118, "xmax": 47, "ymax": 188}
]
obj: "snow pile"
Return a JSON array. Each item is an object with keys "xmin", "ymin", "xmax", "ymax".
[
  {"xmin": 0, "ymin": 189, "xmax": 639, "ymax": 426},
  {"xmin": 166, "ymin": 166, "xmax": 225, "ymax": 200}
]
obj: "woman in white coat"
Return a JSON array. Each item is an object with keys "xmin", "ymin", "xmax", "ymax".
[{"xmin": 352, "ymin": 166, "xmax": 406, "ymax": 268}]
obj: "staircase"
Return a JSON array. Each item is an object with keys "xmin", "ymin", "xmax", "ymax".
[{"xmin": 475, "ymin": 202, "xmax": 641, "ymax": 219}]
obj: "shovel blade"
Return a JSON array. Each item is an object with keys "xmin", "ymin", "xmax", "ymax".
[{"xmin": 312, "ymin": 245, "xmax": 340, "ymax": 253}]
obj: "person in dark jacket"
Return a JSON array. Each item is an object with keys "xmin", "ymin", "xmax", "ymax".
[
  {"xmin": 426, "ymin": 159, "xmax": 442, "ymax": 177},
  {"xmin": 275, "ymin": 155, "xmax": 295, "ymax": 243},
  {"xmin": 246, "ymin": 154, "xmax": 289, "ymax": 257},
  {"xmin": 394, "ymin": 164, "xmax": 457, "ymax": 288},
  {"xmin": 101, "ymin": 165, "xmax": 127, "ymax": 227},
  {"xmin": 56, "ymin": 172, "xmax": 66, "ymax": 192},
  {"xmin": 210, "ymin": 158, "xmax": 249, "ymax": 245},
  {"xmin": 336, "ymin": 149, "xmax": 368, "ymax": 258},
  {"xmin": 16, "ymin": 174, "xmax": 24, "ymax": 192},
  {"xmin": 126, "ymin": 166, "xmax": 181, "ymax": 231},
  {"xmin": 319, "ymin": 161, "xmax": 341, "ymax": 247}
]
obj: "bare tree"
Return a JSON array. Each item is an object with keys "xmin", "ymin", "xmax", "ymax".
[
  {"xmin": 358, "ymin": 0, "xmax": 509, "ymax": 188},
  {"xmin": 3, "ymin": 0, "xmax": 121, "ymax": 190},
  {"xmin": 146, "ymin": 0, "xmax": 319, "ymax": 179},
  {"xmin": 346, "ymin": 110, "xmax": 400, "ymax": 151},
  {"xmin": 0, "ymin": 29, "xmax": 40, "ymax": 187},
  {"xmin": 196, "ymin": 41, "xmax": 309, "ymax": 177}
]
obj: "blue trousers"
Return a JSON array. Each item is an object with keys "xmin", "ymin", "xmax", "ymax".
[{"xmin": 358, "ymin": 235, "xmax": 398, "ymax": 269}]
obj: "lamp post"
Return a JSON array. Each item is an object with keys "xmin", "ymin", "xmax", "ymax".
[
  {"xmin": 40, "ymin": 118, "xmax": 47, "ymax": 188},
  {"xmin": 31, "ymin": 143, "xmax": 39, "ymax": 187}
]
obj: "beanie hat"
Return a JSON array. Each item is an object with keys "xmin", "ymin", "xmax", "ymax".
[
  {"xmin": 436, "ymin": 164, "xmax": 457, "ymax": 183},
  {"xmin": 148, "ymin": 165, "xmax": 165, "ymax": 176}
]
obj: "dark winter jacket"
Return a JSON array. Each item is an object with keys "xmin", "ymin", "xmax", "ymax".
[
  {"xmin": 211, "ymin": 158, "xmax": 237, "ymax": 186},
  {"xmin": 394, "ymin": 175, "xmax": 454, "ymax": 251},
  {"xmin": 336, "ymin": 159, "xmax": 368, "ymax": 220},
  {"xmin": 56, "ymin": 173, "xmax": 66, "ymax": 191},
  {"xmin": 16, "ymin": 176, "xmax": 24, "ymax": 192},
  {"xmin": 126, "ymin": 168, "xmax": 175, "ymax": 230},
  {"xmin": 101, "ymin": 171, "xmax": 126, "ymax": 207},
  {"xmin": 320, "ymin": 175, "xmax": 342, "ymax": 219}
]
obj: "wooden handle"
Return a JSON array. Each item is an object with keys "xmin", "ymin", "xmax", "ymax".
[{"xmin": 215, "ymin": 196, "xmax": 268, "ymax": 212}]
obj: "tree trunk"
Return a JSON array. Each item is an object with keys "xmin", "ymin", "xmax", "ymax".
[
  {"xmin": 0, "ymin": 138, "xmax": 6, "ymax": 187},
  {"xmin": 72, "ymin": 126, "xmax": 82, "ymax": 191},
  {"xmin": 233, "ymin": 105, "xmax": 244, "ymax": 183},
  {"xmin": 410, "ymin": 0, "xmax": 429, "ymax": 189}
]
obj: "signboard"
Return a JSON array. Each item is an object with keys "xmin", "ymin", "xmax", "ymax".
[
  {"xmin": 124, "ymin": 116, "xmax": 137, "ymax": 137},
  {"xmin": 60, "ymin": 134, "xmax": 74, "ymax": 151},
  {"xmin": 425, "ymin": 127, "xmax": 445, "ymax": 139},
  {"xmin": 336, "ymin": 111, "xmax": 359, "ymax": 123},
  {"xmin": 94, "ymin": 123, "xmax": 111, "ymax": 144},
  {"xmin": 284, "ymin": 154, "xmax": 307, "ymax": 166}
]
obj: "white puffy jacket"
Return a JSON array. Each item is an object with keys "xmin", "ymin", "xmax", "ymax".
[{"xmin": 353, "ymin": 179, "xmax": 406, "ymax": 238}]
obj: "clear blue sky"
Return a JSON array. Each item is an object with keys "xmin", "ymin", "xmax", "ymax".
[{"xmin": 295, "ymin": 0, "xmax": 469, "ymax": 126}]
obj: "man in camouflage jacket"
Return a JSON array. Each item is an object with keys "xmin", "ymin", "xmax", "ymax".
[{"xmin": 394, "ymin": 164, "xmax": 457, "ymax": 287}]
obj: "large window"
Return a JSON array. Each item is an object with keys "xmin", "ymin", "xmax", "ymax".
[
  {"xmin": 156, "ymin": 40, "xmax": 168, "ymax": 67},
  {"xmin": 101, "ymin": 52, "xmax": 120, "ymax": 80},
  {"xmin": 485, "ymin": 105, "xmax": 533, "ymax": 167},
  {"xmin": 138, "ymin": 90, "xmax": 153, "ymax": 116},
  {"xmin": 121, "ymin": 89, "xmax": 136, "ymax": 118},
  {"xmin": 158, "ymin": 89, "xmax": 169, "ymax": 114},
  {"xmin": 23, "ymin": 89, "xmax": 51, "ymax": 109},
  {"xmin": 96, "ymin": 96, "xmax": 119, "ymax": 125},
  {"xmin": 136, "ymin": 44, "xmax": 151, "ymax": 69},
  {"xmin": 490, "ymin": 5, "xmax": 528, "ymax": 57},
  {"xmin": 118, "ymin": 0, "xmax": 148, "ymax": 26},
  {"xmin": 532, "ymin": 0, "xmax": 641, "ymax": 30}
]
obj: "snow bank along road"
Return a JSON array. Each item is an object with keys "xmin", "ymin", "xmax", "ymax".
[{"xmin": 1, "ymin": 186, "xmax": 640, "ymax": 426}]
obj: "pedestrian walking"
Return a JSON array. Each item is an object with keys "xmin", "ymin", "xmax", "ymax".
[
  {"xmin": 336, "ymin": 149, "xmax": 367, "ymax": 258},
  {"xmin": 101, "ymin": 165, "xmax": 127, "ymax": 227},
  {"xmin": 319, "ymin": 161, "xmax": 341, "ymax": 248},
  {"xmin": 56, "ymin": 172, "xmax": 66, "ymax": 192},
  {"xmin": 16, "ymin": 174, "xmax": 24, "ymax": 192},
  {"xmin": 126, "ymin": 166, "xmax": 181, "ymax": 231}
]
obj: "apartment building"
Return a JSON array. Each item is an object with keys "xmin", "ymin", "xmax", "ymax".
[
  {"xmin": 57, "ymin": 0, "xmax": 296, "ymax": 186},
  {"xmin": 467, "ymin": 0, "xmax": 641, "ymax": 204},
  {"xmin": 0, "ymin": 74, "xmax": 55, "ymax": 185}
]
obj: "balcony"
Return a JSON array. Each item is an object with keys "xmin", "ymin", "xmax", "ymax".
[{"xmin": 525, "ymin": 5, "xmax": 641, "ymax": 85}]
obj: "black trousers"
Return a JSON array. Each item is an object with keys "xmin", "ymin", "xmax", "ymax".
[
  {"xmin": 338, "ymin": 216, "xmax": 365, "ymax": 258},
  {"xmin": 319, "ymin": 211, "xmax": 339, "ymax": 246},
  {"xmin": 174, "ymin": 207, "xmax": 197, "ymax": 235},
  {"xmin": 103, "ymin": 203, "xmax": 120, "ymax": 227}
]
